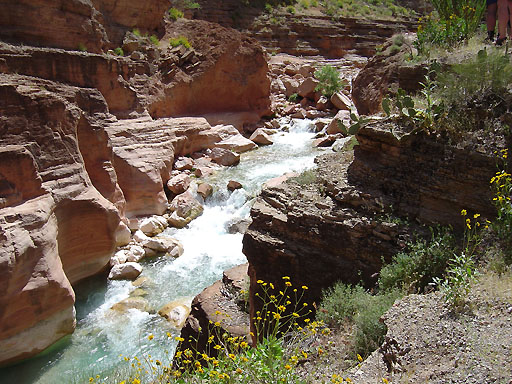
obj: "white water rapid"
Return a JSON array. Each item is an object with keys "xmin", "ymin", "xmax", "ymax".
[{"xmin": 1, "ymin": 118, "xmax": 326, "ymax": 384}]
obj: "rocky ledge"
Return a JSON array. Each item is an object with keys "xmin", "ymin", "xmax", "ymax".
[{"xmin": 242, "ymin": 122, "xmax": 500, "ymax": 338}]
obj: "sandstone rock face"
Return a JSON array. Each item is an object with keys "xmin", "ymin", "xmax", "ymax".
[
  {"xmin": 0, "ymin": 195, "xmax": 76, "ymax": 365},
  {"xmin": 148, "ymin": 19, "xmax": 271, "ymax": 118},
  {"xmin": 106, "ymin": 116, "xmax": 211, "ymax": 217},
  {"xmin": 0, "ymin": 43, "xmax": 142, "ymax": 116},
  {"xmin": 352, "ymin": 42, "xmax": 427, "ymax": 115},
  {"xmin": 0, "ymin": 0, "xmax": 170, "ymax": 53},
  {"xmin": 0, "ymin": 75, "xmax": 123, "ymax": 363},
  {"xmin": 179, "ymin": 264, "xmax": 250, "ymax": 356},
  {"xmin": 193, "ymin": 1, "xmax": 416, "ymax": 57},
  {"xmin": 349, "ymin": 124, "xmax": 497, "ymax": 226}
]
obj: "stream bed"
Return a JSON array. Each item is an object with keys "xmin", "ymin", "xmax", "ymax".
[{"xmin": 1, "ymin": 118, "xmax": 325, "ymax": 384}]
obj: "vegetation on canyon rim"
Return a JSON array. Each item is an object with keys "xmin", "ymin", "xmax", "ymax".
[{"xmin": 260, "ymin": 0, "xmax": 412, "ymax": 20}]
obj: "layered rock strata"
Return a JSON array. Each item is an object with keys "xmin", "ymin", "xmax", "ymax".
[
  {"xmin": 192, "ymin": 0, "xmax": 417, "ymax": 57},
  {"xmin": 0, "ymin": 75, "xmax": 119, "ymax": 364},
  {"xmin": 243, "ymin": 123, "xmax": 499, "ymax": 339},
  {"xmin": 0, "ymin": 0, "xmax": 170, "ymax": 53}
]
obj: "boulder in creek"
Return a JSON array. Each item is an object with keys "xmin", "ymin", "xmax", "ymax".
[
  {"xmin": 139, "ymin": 215, "xmax": 168, "ymax": 236},
  {"xmin": 133, "ymin": 230, "xmax": 184, "ymax": 257},
  {"xmin": 174, "ymin": 157, "xmax": 194, "ymax": 171},
  {"xmin": 125, "ymin": 244, "xmax": 146, "ymax": 262},
  {"xmin": 167, "ymin": 173, "xmax": 192, "ymax": 195},
  {"xmin": 197, "ymin": 183, "xmax": 213, "ymax": 199},
  {"xmin": 115, "ymin": 221, "xmax": 132, "ymax": 247},
  {"xmin": 250, "ymin": 129, "xmax": 273, "ymax": 146},
  {"xmin": 168, "ymin": 191, "xmax": 204, "ymax": 228},
  {"xmin": 330, "ymin": 92, "xmax": 352, "ymax": 111},
  {"xmin": 298, "ymin": 77, "xmax": 319, "ymax": 99},
  {"xmin": 227, "ymin": 180, "xmax": 243, "ymax": 191},
  {"xmin": 225, "ymin": 218, "xmax": 252, "ymax": 234},
  {"xmin": 313, "ymin": 135, "xmax": 337, "ymax": 148},
  {"xmin": 110, "ymin": 250, "xmax": 128, "ymax": 266},
  {"xmin": 158, "ymin": 298, "xmax": 193, "ymax": 329},
  {"xmin": 111, "ymin": 296, "xmax": 149, "ymax": 313},
  {"xmin": 108, "ymin": 262, "xmax": 143, "ymax": 280},
  {"xmin": 207, "ymin": 148, "xmax": 240, "ymax": 166},
  {"xmin": 214, "ymin": 125, "xmax": 257, "ymax": 153}
]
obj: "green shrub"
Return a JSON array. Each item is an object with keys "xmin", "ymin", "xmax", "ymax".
[
  {"xmin": 415, "ymin": 1, "xmax": 485, "ymax": 55},
  {"xmin": 317, "ymin": 283, "xmax": 367, "ymax": 327},
  {"xmin": 378, "ymin": 227, "xmax": 456, "ymax": 293},
  {"xmin": 436, "ymin": 49, "xmax": 512, "ymax": 108},
  {"xmin": 288, "ymin": 93, "xmax": 299, "ymax": 102},
  {"xmin": 169, "ymin": 36, "xmax": 191, "ymax": 49},
  {"xmin": 354, "ymin": 290, "xmax": 401, "ymax": 357},
  {"xmin": 168, "ymin": 7, "xmax": 184, "ymax": 20},
  {"xmin": 289, "ymin": 169, "xmax": 317, "ymax": 186},
  {"xmin": 314, "ymin": 65, "xmax": 344, "ymax": 97},
  {"xmin": 287, "ymin": 5, "xmax": 296, "ymax": 14},
  {"xmin": 132, "ymin": 28, "xmax": 141, "ymax": 37},
  {"xmin": 299, "ymin": 0, "xmax": 309, "ymax": 9},
  {"xmin": 150, "ymin": 34, "xmax": 159, "ymax": 45},
  {"xmin": 318, "ymin": 282, "xmax": 401, "ymax": 357},
  {"xmin": 113, "ymin": 47, "xmax": 124, "ymax": 56},
  {"xmin": 77, "ymin": 43, "xmax": 87, "ymax": 52},
  {"xmin": 184, "ymin": 0, "xmax": 201, "ymax": 9},
  {"xmin": 265, "ymin": 3, "xmax": 273, "ymax": 12}
]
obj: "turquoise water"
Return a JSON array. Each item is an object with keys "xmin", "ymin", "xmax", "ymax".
[{"xmin": 0, "ymin": 119, "xmax": 324, "ymax": 384}]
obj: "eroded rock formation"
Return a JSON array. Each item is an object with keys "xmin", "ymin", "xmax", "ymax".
[{"xmin": 191, "ymin": 0, "xmax": 417, "ymax": 57}]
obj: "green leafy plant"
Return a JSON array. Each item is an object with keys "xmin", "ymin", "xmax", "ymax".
[
  {"xmin": 436, "ymin": 49, "xmax": 512, "ymax": 108},
  {"xmin": 378, "ymin": 227, "xmax": 456, "ymax": 293},
  {"xmin": 433, "ymin": 210, "xmax": 481, "ymax": 308},
  {"xmin": 336, "ymin": 112, "xmax": 370, "ymax": 136},
  {"xmin": 150, "ymin": 34, "xmax": 160, "ymax": 45},
  {"xmin": 490, "ymin": 149, "xmax": 512, "ymax": 263},
  {"xmin": 288, "ymin": 93, "xmax": 299, "ymax": 102},
  {"xmin": 132, "ymin": 28, "xmax": 141, "ymax": 37},
  {"xmin": 113, "ymin": 47, "xmax": 124, "ymax": 56},
  {"xmin": 169, "ymin": 36, "xmax": 192, "ymax": 49},
  {"xmin": 168, "ymin": 7, "xmax": 184, "ymax": 20},
  {"xmin": 184, "ymin": 0, "xmax": 201, "ymax": 9},
  {"xmin": 382, "ymin": 67, "xmax": 444, "ymax": 133},
  {"xmin": 415, "ymin": 2, "xmax": 485, "ymax": 55},
  {"xmin": 77, "ymin": 43, "xmax": 87, "ymax": 52},
  {"xmin": 318, "ymin": 282, "xmax": 401, "ymax": 358},
  {"xmin": 314, "ymin": 65, "xmax": 344, "ymax": 97}
]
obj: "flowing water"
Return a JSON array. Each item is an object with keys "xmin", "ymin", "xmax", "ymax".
[{"xmin": 1, "ymin": 118, "xmax": 325, "ymax": 384}]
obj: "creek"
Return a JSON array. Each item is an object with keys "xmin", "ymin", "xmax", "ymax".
[{"xmin": 1, "ymin": 118, "xmax": 325, "ymax": 384}]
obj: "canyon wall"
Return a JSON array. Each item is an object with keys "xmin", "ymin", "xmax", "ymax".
[
  {"xmin": 242, "ymin": 123, "xmax": 498, "ymax": 337},
  {"xmin": 0, "ymin": 0, "xmax": 272, "ymax": 364},
  {"xmin": 191, "ymin": 0, "xmax": 417, "ymax": 57}
]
